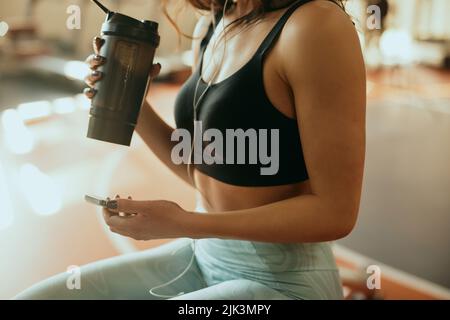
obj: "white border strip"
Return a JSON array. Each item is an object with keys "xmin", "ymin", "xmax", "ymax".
[{"xmin": 333, "ymin": 244, "xmax": 450, "ymax": 300}]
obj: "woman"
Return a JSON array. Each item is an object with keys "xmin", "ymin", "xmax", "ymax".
[{"xmin": 16, "ymin": 0, "xmax": 366, "ymax": 300}]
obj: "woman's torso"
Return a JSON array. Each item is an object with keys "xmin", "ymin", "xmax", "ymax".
[
  {"xmin": 175, "ymin": 2, "xmax": 318, "ymax": 211},
  {"xmin": 195, "ymin": 171, "xmax": 311, "ymax": 212}
]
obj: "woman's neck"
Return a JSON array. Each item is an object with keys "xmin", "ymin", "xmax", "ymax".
[
  {"xmin": 226, "ymin": 0, "xmax": 294, "ymax": 19},
  {"xmin": 234, "ymin": 0, "xmax": 254, "ymax": 16},
  {"xmin": 227, "ymin": 0, "xmax": 255, "ymax": 19}
]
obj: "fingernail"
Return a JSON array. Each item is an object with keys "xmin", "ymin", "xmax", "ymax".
[
  {"xmin": 94, "ymin": 54, "xmax": 104, "ymax": 62},
  {"xmin": 83, "ymin": 87, "xmax": 95, "ymax": 95},
  {"xmin": 107, "ymin": 200, "xmax": 118, "ymax": 209}
]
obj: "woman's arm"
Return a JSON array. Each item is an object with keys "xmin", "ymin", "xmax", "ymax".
[
  {"xmin": 189, "ymin": 3, "xmax": 366, "ymax": 242},
  {"xmin": 188, "ymin": 2, "xmax": 366, "ymax": 243},
  {"xmin": 135, "ymin": 102, "xmax": 191, "ymax": 185},
  {"xmin": 104, "ymin": 3, "xmax": 366, "ymax": 243}
]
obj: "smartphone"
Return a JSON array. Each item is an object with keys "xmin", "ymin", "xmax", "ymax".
[{"xmin": 85, "ymin": 194, "xmax": 110, "ymax": 208}]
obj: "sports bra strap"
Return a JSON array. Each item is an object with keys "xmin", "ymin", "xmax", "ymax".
[
  {"xmin": 256, "ymin": 0, "xmax": 311, "ymax": 58},
  {"xmin": 200, "ymin": 0, "xmax": 316, "ymax": 56}
]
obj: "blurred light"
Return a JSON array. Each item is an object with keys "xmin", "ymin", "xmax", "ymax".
[
  {"xmin": 53, "ymin": 97, "xmax": 76, "ymax": 114},
  {"xmin": 64, "ymin": 61, "xmax": 90, "ymax": 81},
  {"xmin": 182, "ymin": 50, "xmax": 194, "ymax": 67},
  {"xmin": 19, "ymin": 164, "xmax": 62, "ymax": 216},
  {"xmin": 17, "ymin": 100, "xmax": 52, "ymax": 121},
  {"xmin": 0, "ymin": 162, "xmax": 14, "ymax": 230},
  {"xmin": 367, "ymin": 81, "xmax": 375, "ymax": 95},
  {"xmin": 0, "ymin": 21, "xmax": 9, "ymax": 37},
  {"xmin": 75, "ymin": 93, "xmax": 91, "ymax": 110},
  {"xmin": 380, "ymin": 29, "xmax": 414, "ymax": 65},
  {"xmin": 364, "ymin": 42, "xmax": 382, "ymax": 69},
  {"xmin": 1, "ymin": 109, "xmax": 34, "ymax": 154}
]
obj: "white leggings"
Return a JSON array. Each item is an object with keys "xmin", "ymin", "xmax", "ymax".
[{"xmin": 14, "ymin": 238, "xmax": 300, "ymax": 300}]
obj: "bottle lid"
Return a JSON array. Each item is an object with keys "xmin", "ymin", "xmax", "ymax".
[
  {"xmin": 102, "ymin": 12, "xmax": 160, "ymax": 46},
  {"xmin": 142, "ymin": 20, "xmax": 159, "ymax": 32}
]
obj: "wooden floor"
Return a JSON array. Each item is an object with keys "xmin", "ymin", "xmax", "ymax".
[{"xmin": 0, "ymin": 66, "xmax": 449, "ymax": 299}]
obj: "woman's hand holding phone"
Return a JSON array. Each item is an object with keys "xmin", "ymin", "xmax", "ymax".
[{"xmin": 99, "ymin": 195, "xmax": 195, "ymax": 241}]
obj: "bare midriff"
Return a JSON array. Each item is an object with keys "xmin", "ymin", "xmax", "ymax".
[{"xmin": 193, "ymin": 169, "xmax": 312, "ymax": 212}]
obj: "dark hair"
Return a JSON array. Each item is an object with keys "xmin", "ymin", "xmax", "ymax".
[{"xmin": 163, "ymin": 0, "xmax": 346, "ymax": 41}]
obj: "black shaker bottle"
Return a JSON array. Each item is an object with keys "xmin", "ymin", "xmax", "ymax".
[{"xmin": 87, "ymin": 0, "xmax": 160, "ymax": 146}]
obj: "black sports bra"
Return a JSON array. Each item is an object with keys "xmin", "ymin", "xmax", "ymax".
[{"xmin": 174, "ymin": 0, "xmax": 312, "ymax": 187}]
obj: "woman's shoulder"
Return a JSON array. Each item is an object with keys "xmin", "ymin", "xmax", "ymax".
[
  {"xmin": 276, "ymin": 1, "xmax": 365, "ymax": 90},
  {"xmin": 278, "ymin": 0, "xmax": 359, "ymax": 57},
  {"xmin": 284, "ymin": 0, "xmax": 354, "ymax": 35}
]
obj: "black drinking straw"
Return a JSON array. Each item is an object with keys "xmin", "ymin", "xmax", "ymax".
[{"xmin": 92, "ymin": 0, "xmax": 110, "ymax": 14}]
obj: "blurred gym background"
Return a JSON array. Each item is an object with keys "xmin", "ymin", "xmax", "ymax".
[{"xmin": 0, "ymin": 0, "xmax": 449, "ymax": 299}]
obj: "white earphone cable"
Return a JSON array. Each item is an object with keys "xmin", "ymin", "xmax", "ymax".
[{"xmin": 148, "ymin": 239, "xmax": 196, "ymax": 298}]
